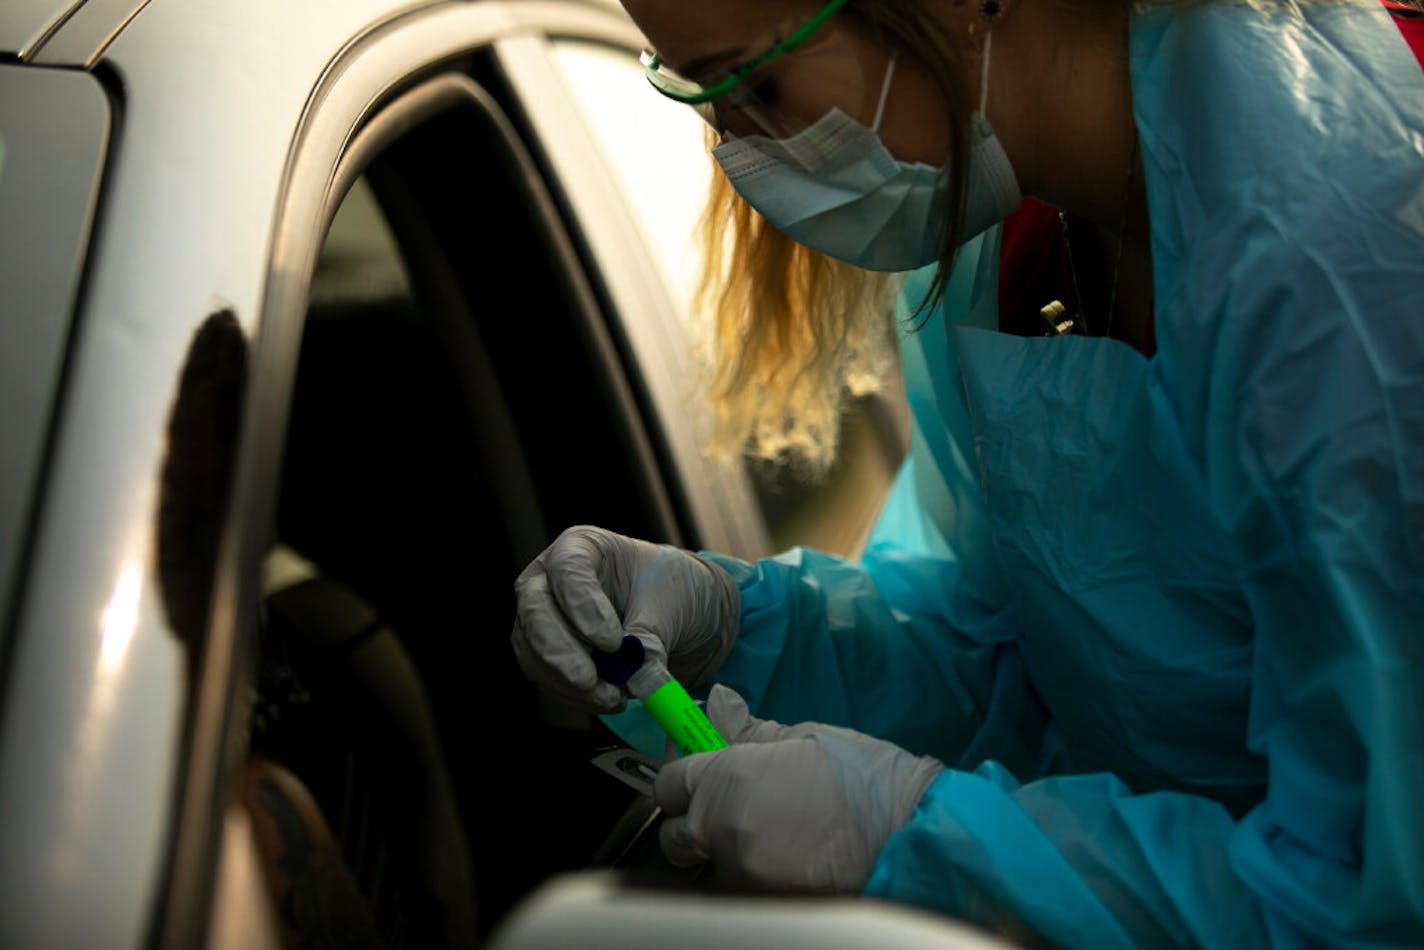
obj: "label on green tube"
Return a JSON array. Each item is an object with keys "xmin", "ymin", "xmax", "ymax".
[{"xmin": 643, "ymin": 679, "xmax": 728, "ymax": 756}]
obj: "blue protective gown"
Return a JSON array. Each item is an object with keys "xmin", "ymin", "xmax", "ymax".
[{"xmin": 610, "ymin": 0, "xmax": 1424, "ymax": 943}]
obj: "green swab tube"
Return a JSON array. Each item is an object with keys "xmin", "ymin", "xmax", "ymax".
[
  {"xmin": 595, "ymin": 634, "xmax": 728, "ymax": 757},
  {"xmin": 627, "ymin": 660, "xmax": 728, "ymax": 756}
]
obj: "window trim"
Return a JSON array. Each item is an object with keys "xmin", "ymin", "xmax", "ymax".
[
  {"xmin": 157, "ymin": 3, "xmax": 727, "ymax": 944},
  {"xmin": 155, "ymin": 8, "xmax": 527, "ymax": 946},
  {"xmin": 493, "ymin": 32, "xmax": 775, "ymax": 561}
]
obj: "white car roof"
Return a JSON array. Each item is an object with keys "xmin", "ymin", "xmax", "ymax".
[
  {"xmin": 1, "ymin": 0, "xmax": 629, "ymax": 64},
  {"xmin": 0, "ymin": 0, "xmax": 76, "ymax": 58}
]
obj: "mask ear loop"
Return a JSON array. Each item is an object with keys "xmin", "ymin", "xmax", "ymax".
[
  {"xmin": 871, "ymin": 53, "xmax": 898, "ymax": 133},
  {"xmin": 970, "ymin": 0, "xmax": 1000, "ymax": 120},
  {"xmin": 978, "ymin": 31, "xmax": 992, "ymax": 120}
]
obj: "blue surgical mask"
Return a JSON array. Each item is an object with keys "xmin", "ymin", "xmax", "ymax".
[{"xmin": 711, "ymin": 39, "xmax": 1021, "ymax": 272}]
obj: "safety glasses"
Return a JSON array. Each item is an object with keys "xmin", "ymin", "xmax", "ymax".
[{"xmin": 640, "ymin": 0, "xmax": 852, "ymax": 106}]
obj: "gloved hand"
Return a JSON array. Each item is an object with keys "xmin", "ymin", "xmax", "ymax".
[
  {"xmin": 655, "ymin": 685, "xmax": 943, "ymax": 893},
  {"xmin": 511, "ymin": 525, "xmax": 740, "ymax": 713}
]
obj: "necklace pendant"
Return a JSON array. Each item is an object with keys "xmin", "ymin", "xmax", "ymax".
[{"xmin": 1040, "ymin": 300, "xmax": 1079, "ymax": 336}]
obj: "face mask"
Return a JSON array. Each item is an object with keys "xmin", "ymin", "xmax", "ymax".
[{"xmin": 711, "ymin": 36, "xmax": 1021, "ymax": 273}]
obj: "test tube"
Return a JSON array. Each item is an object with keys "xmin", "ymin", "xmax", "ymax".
[{"xmin": 595, "ymin": 634, "xmax": 728, "ymax": 757}]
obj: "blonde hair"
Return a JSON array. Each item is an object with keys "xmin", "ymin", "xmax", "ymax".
[
  {"xmin": 693, "ymin": 161, "xmax": 901, "ymax": 478},
  {"xmin": 691, "ymin": 2, "xmax": 976, "ymax": 476}
]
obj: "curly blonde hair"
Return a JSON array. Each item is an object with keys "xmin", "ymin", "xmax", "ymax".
[{"xmin": 692, "ymin": 161, "xmax": 902, "ymax": 478}]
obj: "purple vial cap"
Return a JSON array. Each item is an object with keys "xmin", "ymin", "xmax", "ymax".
[{"xmin": 594, "ymin": 633, "xmax": 646, "ymax": 686}]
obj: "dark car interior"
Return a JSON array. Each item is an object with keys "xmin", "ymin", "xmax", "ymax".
[{"xmin": 250, "ymin": 60, "xmax": 696, "ymax": 946}]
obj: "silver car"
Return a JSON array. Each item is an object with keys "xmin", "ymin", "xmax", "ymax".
[{"xmin": 0, "ymin": 0, "xmax": 1007, "ymax": 946}]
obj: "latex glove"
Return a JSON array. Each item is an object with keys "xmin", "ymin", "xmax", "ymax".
[
  {"xmin": 655, "ymin": 685, "xmax": 943, "ymax": 893},
  {"xmin": 511, "ymin": 525, "xmax": 740, "ymax": 713}
]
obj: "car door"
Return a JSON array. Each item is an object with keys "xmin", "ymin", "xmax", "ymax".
[
  {"xmin": 245, "ymin": 62, "xmax": 724, "ymax": 950},
  {"xmin": 0, "ymin": 2, "xmax": 776, "ymax": 948},
  {"xmin": 151, "ymin": 3, "xmax": 780, "ymax": 948}
]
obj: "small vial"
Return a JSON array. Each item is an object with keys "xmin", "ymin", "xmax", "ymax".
[{"xmin": 595, "ymin": 634, "xmax": 728, "ymax": 757}]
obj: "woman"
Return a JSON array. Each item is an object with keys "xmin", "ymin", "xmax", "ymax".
[{"xmin": 511, "ymin": 0, "xmax": 1424, "ymax": 944}]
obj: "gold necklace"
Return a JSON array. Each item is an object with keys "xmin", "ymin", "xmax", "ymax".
[{"xmin": 1040, "ymin": 129, "xmax": 1139, "ymax": 339}]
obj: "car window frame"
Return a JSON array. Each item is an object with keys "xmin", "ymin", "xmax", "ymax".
[
  {"xmin": 157, "ymin": 4, "xmax": 773, "ymax": 946},
  {"xmin": 509, "ymin": 31, "xmax": 909, "ymax": 562},
  {"xmin": 489, "ymin": 30, "xmax": 776, "ymax": 562},
  {"xmin": 156, "ymin": 9, "xmax": 527, "ymax": 946}
]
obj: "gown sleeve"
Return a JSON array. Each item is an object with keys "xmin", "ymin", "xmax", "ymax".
[
  {"xmin": 702, "ymin": 236, "xmax": 1055, "ymax": 774},
  {"xmin": 865, "ymin": 173, "xmax": 1424, "ymax": 946}
]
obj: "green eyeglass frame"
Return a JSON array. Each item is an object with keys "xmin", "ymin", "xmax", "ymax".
[{"xmin": 641, "ymin": 0, "xmax": 851, "ymax": 105}]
